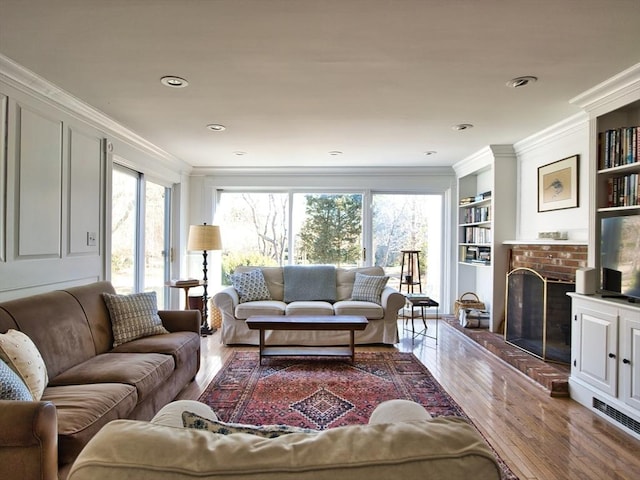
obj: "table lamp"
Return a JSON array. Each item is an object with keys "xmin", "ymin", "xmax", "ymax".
[{"xmin": 187, "ymin": 223, "xmax": 222, "ymax": 335}]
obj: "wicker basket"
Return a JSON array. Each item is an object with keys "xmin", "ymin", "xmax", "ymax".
[
  {"xmin": 454, "ymin": 292, "xmax": 486, "ymax": 317},
  {"xmin": 209, "ymin": 303, "xmax": 223, "ymax": 329}
]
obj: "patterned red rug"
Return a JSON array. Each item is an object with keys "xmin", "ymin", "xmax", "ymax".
[{"xmin": 199, "ymin": 350, "xmax": 517, "ymax": 479}]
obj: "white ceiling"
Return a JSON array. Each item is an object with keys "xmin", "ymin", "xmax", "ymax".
[{"xmin": 1, "ymin": 0, "xmax": 640, "ymax": 169}]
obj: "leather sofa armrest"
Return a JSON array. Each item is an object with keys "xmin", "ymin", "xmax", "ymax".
[
  {"xmin": 380, "ymin": 286, "xmax": 406, "ymax": 312},
  {"xmin": 158, "ymin": 309, "xmax": 201, "ymax": 334},
  {"xmin": 0, "ymin": 400, "xmax": 58, "ymax": 480}
]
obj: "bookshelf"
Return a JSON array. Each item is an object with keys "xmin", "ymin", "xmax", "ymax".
[
  {"xmin": 453, "ymin": 145, "xmax": 517, "ymax": 332},
  {"xmin": 567, "ymin": 65, "xmax": 640, "ymax": 438}
]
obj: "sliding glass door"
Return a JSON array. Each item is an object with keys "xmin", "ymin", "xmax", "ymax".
[
  {"xmin": 111, "ymin": 166, "xmax": 171, "ymax": 306},
  {"xmin": 371, "ymin": 193, "xmax": 442, "ymax": 298}
]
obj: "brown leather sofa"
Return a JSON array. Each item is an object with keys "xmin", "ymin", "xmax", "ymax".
[{"xmin": 0, "ymin": 281, "xmax": 201, "ymax": 480}]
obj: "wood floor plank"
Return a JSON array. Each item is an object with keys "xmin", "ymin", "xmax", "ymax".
[{"xmin": 177, "ymin": 320, "xmax": 640, "ymax": 480}]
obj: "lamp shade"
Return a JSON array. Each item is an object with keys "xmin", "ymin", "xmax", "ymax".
[{"xmin": 187, "ymin": 224, "xmax": 222, "ymax": 251}]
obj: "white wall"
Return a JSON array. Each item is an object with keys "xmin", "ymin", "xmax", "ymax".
[
  {"xmin": 0, "ymin": 56, "xmax": 191, "ymax": 301},
  {"xmin": 514, "ymin": 114, "xmax": 590, "ymax": 242}
]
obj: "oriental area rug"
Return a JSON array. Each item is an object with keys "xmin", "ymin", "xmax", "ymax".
[{"xmin": 199, "ymin": 350, "xmax": 517, "ymax": 480}]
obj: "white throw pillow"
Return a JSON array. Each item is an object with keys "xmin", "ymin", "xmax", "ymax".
[
  {"xmin": 0, "ymin": 329, "xmax": 48, "ymax": 400},
  {"xmin": 230, "ymin": 269, "xmax": 272, "ymax": 303},
  {"xmin": 102, "ymin": 291, "xmax": 169, "ymax": 347},
  {"xmin": 351, "ymin": 272, "xmax": 389, "ymax": 305}
]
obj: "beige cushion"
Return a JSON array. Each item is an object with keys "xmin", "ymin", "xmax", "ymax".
[
  {"xmin": 369, "ymin": 399, "xmax": 432, "ymax": 423},
  {"xmin": 336, "ymin": 266, "xmax": 384, "ymax": 301},
  {"xmin": 152, "ymin": 400, "xmax": 219, "ymax": 428},
  {"xmin": 102, "ymin": 292, "xmax": 169, "ymax": 347},
  {"xmin": 67, "ymin": 416, "xmax": 502, "ymax": 480},
  {"xmin": 0, "ymin": 329, "xmax": 48, "ymax": 400},
  {"xmin": 285, "ymin": 301, "xmax": 334, "ymax": 316},
  {"xmin": 235, "ymin": 300, "xmax": 286, "ymax": 320},
  {"xmin": 333, "ymin": 300, "xmax": 384, "ymax": 319}
]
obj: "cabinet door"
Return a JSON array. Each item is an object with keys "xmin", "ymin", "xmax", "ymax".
[
  {"xmin": 621, "ymin": 312, "xmax": 640, "ymax": 410},
  {"xmin": 573, "ymin": 302, "xmax": 618, "ymax": 396}
]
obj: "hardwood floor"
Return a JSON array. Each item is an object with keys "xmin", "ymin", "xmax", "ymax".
[{"xmin": 177, "ymin": 320, "xmax": 640, "ymax": 480}]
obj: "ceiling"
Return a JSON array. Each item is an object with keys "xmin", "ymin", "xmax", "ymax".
[{"xmin": 1, "ymin": 0, "xmax": 640, "ymax": 169}]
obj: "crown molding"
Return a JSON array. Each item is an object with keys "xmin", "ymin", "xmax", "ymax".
[
  {"xmin": 0, "ymin": 53, "xmax": 191, "ymax": 173},
  {"xmin": 513, "ymin": 112, "xmax": 588, "ymax": 155},
  {"xmin": 452, "ymin": 145, "xmax": 515, "ymax": 178},
  {"xmin": 190, "ymin": 165, "xmax": 455, "ymax": 178},
  {"xmin": 570, "ymin": 62, "xmax": 640, "ymax": 115}
]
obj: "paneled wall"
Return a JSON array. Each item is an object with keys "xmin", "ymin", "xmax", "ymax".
[{"xmin": 0, "ymin": 82, "xmax": 105, "ymax": 299}]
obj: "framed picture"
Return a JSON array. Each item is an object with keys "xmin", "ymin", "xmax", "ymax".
[{"xmin": 537, "ymin": 155, "xmax": 579, "ymax": 212}]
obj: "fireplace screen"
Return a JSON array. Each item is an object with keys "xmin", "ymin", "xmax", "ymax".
[{"xmin": 505, "ymin": 268, "xmax": 574, "ymax": 364}]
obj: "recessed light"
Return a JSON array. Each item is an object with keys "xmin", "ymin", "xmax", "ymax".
[
  {"xmin": 233, "ymin": 151, "xmax": 247, "ymax": 156},
  {"xmin": 160, "ymin": 76, "xmax": 189, "ymax": 88},
  {"xmin": 506, "ymin": 76, "xmax": 537, "ymax": 88},
  {"xmin": 328, "ymin": 150, "xmax": 343, "ymax": 156},
  {"xmin": 423, "ymin": 150, "xmax": 437, "ymax": 156},
  {"xmin": 206, "ymin": 124, "xmax": 226, "ymax": 131},
  {"xmin": 452, "ymin": 123, "xmax": 474, "ymax": 131}
]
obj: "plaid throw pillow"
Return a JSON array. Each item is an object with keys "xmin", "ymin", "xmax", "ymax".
[
  {"xmin": 351, "ymin": 272, "xmax": 389, "ymax": 305},
  {"xmin": 0, "ymin": 359, "xmax": 34, "ymax": 401},
  {"xmin": 182, "ymin": 411, "xmax": 316, "ymax": 438},
  {"xmin": 103, "ymin": 291, "xmax": 169, "ymax": 347},
  {"xmin": 230, "ymin": 269, "xmax": 272, "ymax": 303}
]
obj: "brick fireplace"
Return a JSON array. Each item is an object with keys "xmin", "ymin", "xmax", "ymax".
[
  {"xmin": 505, "ymin": 242, "xmax": 588, "ymax": 365},
  {"xmin": 508, "ymin": 243, "xmax": 588, "ymax": 281}
]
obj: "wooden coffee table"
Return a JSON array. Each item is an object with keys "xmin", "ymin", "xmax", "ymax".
[{"xmin": 246, "ymin": 315, "xmax": 369, "ymax": 364}]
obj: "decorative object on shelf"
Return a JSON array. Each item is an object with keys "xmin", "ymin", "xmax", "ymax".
[
  {"xmin": 187, "ymin": 223, "xmax": 223, "ymax": 336},
  {"xmin": 537, "ymin": 155, "xmax": 579, "ymax": 212},
  {"xmin": 453, "ymin": 292, "xmax": 486, "ymax": 318},
  {"xmin": 537, "ymin": 231, "xmax": 568, "ymax": 240}
]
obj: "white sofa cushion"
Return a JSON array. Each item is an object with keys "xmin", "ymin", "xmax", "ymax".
[
  {"xmin": 333, "ymin": 300, "xmax": 384, "ymax": 319},
  {"xmin": 285, "ymin": 301, "xmax": 334, "ymax": 316},
  {"xmin": 235, "ymin": 301, "xmax": 287, "ymax": 320}
]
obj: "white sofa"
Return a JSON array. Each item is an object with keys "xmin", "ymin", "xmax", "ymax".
[
  {"xmin": 67, "ymin": 399, "xmax": 502, "ymax": 480},
  {"xmin": 212, "ymin": 266, "xmax": 406, "ymax": 345}
]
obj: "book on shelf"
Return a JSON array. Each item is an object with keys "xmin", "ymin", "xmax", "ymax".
[
  {"xmin": 598, "ymin": 126, "xmax": 640, "ymax": 169},
  {"xmin": 606, "ymin": 173, "xmax": 640, "ymax": 207}
]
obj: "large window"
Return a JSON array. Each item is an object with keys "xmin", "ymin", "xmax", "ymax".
[
  {"xmin": 292, "ymin": 193, "xmax": 363, "ymax": 267},
  {"xmin": 111, "ymin": 166, "xmax": 171, "ymax": 305},
  {"xmin": 216, "ymin": 191, "xmax": 441, "ymax": 298}
]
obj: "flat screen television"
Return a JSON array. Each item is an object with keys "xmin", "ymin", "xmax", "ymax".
[{"xmin": 600, "ymin": 214, "xmax": 640, "ymax": 301}]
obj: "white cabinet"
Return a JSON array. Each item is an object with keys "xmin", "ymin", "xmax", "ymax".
[
  {"xmin": 569, "ymin": 293, "xmax": 640, "ymax": 438},
  {"xmin": 453, "ymin": 145, "xmax": 516, "ymax": 332},
  {"xmin": 621, "ymin": 314, "xmax": 640, "ymax": 411},
  {"xmin": 571, "ymin": 297, "xmax": 618, "ymax": 396}
]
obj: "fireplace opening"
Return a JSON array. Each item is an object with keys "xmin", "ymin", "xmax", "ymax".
[{"xmin": 505, "ymin": 267, "xmax": 574, "ymax": 364}]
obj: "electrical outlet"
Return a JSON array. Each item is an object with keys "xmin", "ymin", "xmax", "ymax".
[{"xmin": 87, "ymin": 232, "xmax": 97, "ymax": 246}]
